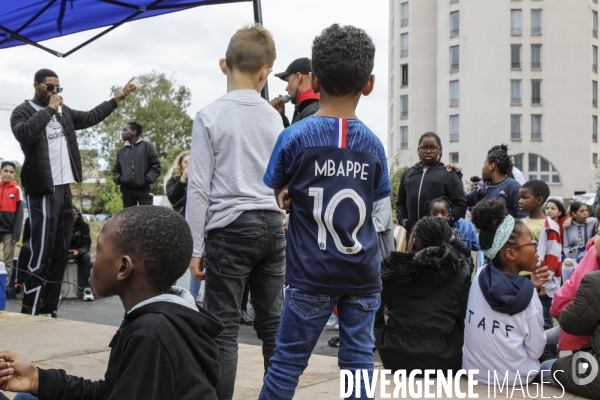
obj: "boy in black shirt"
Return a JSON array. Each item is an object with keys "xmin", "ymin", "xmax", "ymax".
[{"xmin": 0, "ymin": 206, "xmax": 223, "ymax": 400}]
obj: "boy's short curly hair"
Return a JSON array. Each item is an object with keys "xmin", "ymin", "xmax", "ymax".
[
  {"xmin": 312, "ymin": 24, "xmax": 375, "ymax": 96},
  {"xmin": 226, "ymin": 23, "xmax": 276, "ymax": 74},
  {"xmin": 111, "ymin": 206, "xmax": 193, "ymax": 293}
]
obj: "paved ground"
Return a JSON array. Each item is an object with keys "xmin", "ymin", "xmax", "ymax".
[{"xmin": 4, "ymin": 291, "xmax": 361, "ymax": 360}]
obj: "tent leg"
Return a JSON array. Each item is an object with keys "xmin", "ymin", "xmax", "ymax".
[{"xmin": 253, "ymin": 0, "xmax": 269, "ymax": 100}]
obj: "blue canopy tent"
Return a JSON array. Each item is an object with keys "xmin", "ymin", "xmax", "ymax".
[{"xmin": 0, "ymin": 0, "xmax": 267, "ymax": 95}]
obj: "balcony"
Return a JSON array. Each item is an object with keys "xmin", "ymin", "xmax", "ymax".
[
  {"xmin": 450, "ymin": 63, "xmax": 459, "ymax": 72},
  {"xmin": 450, "ymin": 99, "xmax": 459, "ymax": 107},
  {"xmin": 511, "ymin": 28, "xmax": 522, "ymax": 36},
  {"xmin": 531, "ymin": 27, "xmax": 542, "ymax": 35},
  {"xmin": 401, "ymin": 79, "xmax": 408, "ymax": 87},
  {"xmin": 450, "ymin": 29, "xmax": 459, "ymax": 38},
  {"xmin": 511, "ymin": 132, "xmax": 522, "ymax": 141},
  {"xmin": 450, "ymin": 133, "xmax": 459, "ymax": 141},
  {"xmin": 511, "ymin": 98, "xmax": 522, "ymax": 105},
  {"xmin": 594, "ymin": 64, "xmax": 598, "ymax": 73},
  {"xmin": 594, "ymin": 133, "xmax": 598, "ymax": 143},
  {"xmin": 450, "ymin": 0, "xmax": 459, "ymax": 3},
  {"xmin": 401, "ymin": 141, "xmax": 409, "ymax": 149},
  {"xmin": 401, "ymin": 110, "xmax": 408, "ymax": 119},
  {"xmin": 401, "ymin": 49, "xmax": 409, "ymax": 57},
  {"xmin": 511, "ymin": 62, "xmax": 522, "ymax": 69},
  {"xmin": 594, "ymin": 99, "xmax": 598, "ymax": 107},
  {"xmin": 531, "ymin": 62, "xmax": 542, "ymax": 70},
  {"xmin": 401, "ymin": 18, "xmax": 409, "ymax": 27},
  {"xmin": 531, "ymin": 132, "xmax": 542, "ymax": 141},
  {"xmin": 594, "ymin": 29, "xmax": 598, "ymax": 38},
  {"xmin": 532, "ymin": 97, "xmax": 542, "ymax": 105}
]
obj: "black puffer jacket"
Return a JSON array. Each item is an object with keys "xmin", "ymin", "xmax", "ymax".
[
  {"xmin": 396, "ymin": 162, "xmax": 467, "ymax": 233},
  {"xmin": 113, "ymin": 140, "xmax": 161, "ymax": 190},
  {"xmin": 70, "ymin": 214, "xmax": 91, "ymax": 255},
  {"xmin": 376, "ymin": 248, "xmax": 471, "ymax": 373},
  {"xmin": 282, "ymin": 98, "xmax": 319, "ymax": 127},
  {"xmin": 553, "ymin": 270, "xmax": 600, "ymax": 399},
  {"xmin": 11, "ymin": 99, "xmax": 118, "ymax": 195}
]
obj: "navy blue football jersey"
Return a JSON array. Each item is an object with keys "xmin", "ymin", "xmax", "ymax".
[{"xmin": 264, "ymin": 116, "xmax": 392, "ymax": 295}]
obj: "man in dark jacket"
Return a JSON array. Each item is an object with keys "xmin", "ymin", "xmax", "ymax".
[
  {"xmin": 270, "ymin": 57, "xmax": 319, "ymax": 127},
  {"xmin": 10, "ymin": 69, "xmax": 136, "ymax": 316},
  {"xmin": 0, "ymin": 206, "xmax": 223, "ymax": 400},
  {"xmin": 113, "ymin": 122, "xmax": 161, "ymax": 208},
  {"xmin": 69, "ymin": 207, "xmax": 93, "ymax": 301}
]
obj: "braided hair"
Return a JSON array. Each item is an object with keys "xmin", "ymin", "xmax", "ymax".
[
  {"xmin": 425, "ymin": 196, "xmax": 456, "ymax": 227},
  {"xmin": 411, "ymin": 217, "xmax": 462, "ymax": 273},
  {"xmin": 471, "ymin": 198, "xmax": 524, "ymax": 268},
  {"xmin": 487, "ymin": 149, "xmax": 513, "ymax": 178}
]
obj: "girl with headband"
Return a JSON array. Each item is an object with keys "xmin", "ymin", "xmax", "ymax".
[{"xmin": 462, "ymin": 199, "xmax": 550, "ymax": 384}]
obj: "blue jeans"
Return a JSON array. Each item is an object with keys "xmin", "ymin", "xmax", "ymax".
[
  {"xmin": 190, "ymin": 276, "xmax": 202, "ymax": 302},
  {"xmin": 14, "ymin": 394, "xmax": 38, "ymax": 400},
  {"xmin": 204, "ymin": 210, "xmax": 285, "ymax": 400},
  {"xmin": 540, "ymin": 359, "xmax": 559, "ymax": 387},
  {"xmin": 259, "ymin": 287, "xmax": 380, "ymax": 400}
]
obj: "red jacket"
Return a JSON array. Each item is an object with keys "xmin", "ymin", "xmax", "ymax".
[
  {"xmin": 550, "ymin": 238, "xmax": 598, "ymax": 350},
  {"xmin": 0, "ymin": 180, "xmax": 24, "ymax": 241}
]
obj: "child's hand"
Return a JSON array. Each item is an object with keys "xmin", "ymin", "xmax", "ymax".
[
  {"xmin": 449, "ymin": 235, "xmax": 455, "ymax": 243},
  {"xmin": 0, "ymin": 352, "xmax": 39, "ymax": 394},
  {"xmin": 275, "ymin": 184, "xmax": 292, "ymax": 211},
  {"xmin": 531, "ymin": 262, "xmax": 550, "ymax": 289},
  {"xmin": 189, "ymin": 257, "xmax": 205, "ymax": 281},
  {"xmin": 562, "ymin": 217, "xmax": 573, "ymax": 229}
]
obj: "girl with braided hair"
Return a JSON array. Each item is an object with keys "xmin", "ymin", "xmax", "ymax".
[
  {"xmin": 463, "ymin": 199, "xmax": 551, "ymax": 384},
  {"xmin": 376, "ymin": 217, "xmax": 471, "ymax": 374},
  {"xmin": 466, "ymin": 148, "xmax": 525, "ymax": 219},
  {"xmin": 427, "ymin": 196, "xmax": 471, "ymax": 259}
]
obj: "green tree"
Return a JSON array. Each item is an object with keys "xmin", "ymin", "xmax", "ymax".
[{"xmin": 80, "ymin": 71, "xmax": 193, "ymax": 196}]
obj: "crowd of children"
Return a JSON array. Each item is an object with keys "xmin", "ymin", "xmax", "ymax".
[{"xmin": 0, "ymin": 19, "xmax": 599, "ymax": 400}]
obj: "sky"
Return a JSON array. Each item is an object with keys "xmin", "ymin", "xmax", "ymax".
[{"xmin": 0, "ymin": 0, "xmax": 389, "ymax": 164}]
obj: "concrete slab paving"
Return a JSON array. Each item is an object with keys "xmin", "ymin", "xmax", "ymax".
[{"xmin": 0, "ymin": 311, "xmax": 592, "ymax": 399}]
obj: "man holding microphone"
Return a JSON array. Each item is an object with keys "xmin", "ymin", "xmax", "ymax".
[
  {"xmin": 10, "ymin": 69, "xmax": 136, "ymax": 317},
  {"xmin": 269, "ymin": 57, "xmax": 319, "ymax": 127}
]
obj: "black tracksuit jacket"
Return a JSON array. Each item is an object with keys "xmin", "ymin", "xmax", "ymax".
[
  {"xmin": 36, "ymin": 302, "xmax": 224, "ymax": 400},
  {"xmin": 282, "ymin": 98, "xmax": 319, "ymax": 127},
  {"xmin": 113, "ymin": 140, "xmax": 161, "ymax": 190},
  {"xmin": 10, "ymin": 99, "xmax": 118, "ymax": 195}
]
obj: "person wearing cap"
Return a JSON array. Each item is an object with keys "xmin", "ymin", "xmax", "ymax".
[{"xmin": 270, "ymin": 57, "xmax": 319, "ymax": 127}]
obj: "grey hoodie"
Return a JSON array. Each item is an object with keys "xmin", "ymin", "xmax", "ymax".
[{"xmin": 563, "ymin": 218, "xmax": 597, "ymax": 257}]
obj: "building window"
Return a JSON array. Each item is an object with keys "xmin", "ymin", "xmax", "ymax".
[
  {"xmin": 532, "ymin": 80, "xmax": 542, "ymax": 105},
  {"xmin": 389, "ymin": 104, "xmax": 393, "ymax": 128},
  {"xmin": 511, "ymin": 80, "xmax": 522, "ymax": 105},
  {"xmin": 594, "ymin": 11, "xmax": 598, "ymax": 38},
  {"xmin": 531, "ymin": 44, "xmax": 542, "ymax": 70},
  {"xmin": 401, "ymin": 33, "xmax": 409, "ymax": 57},
  {"xmin": 450, "ymin": 0, "xmax": 459, "ymax": 3},
  {"xmin": 594, "ymin": 46, "xmax": 598, "ymax": 73},
  {"xmin": 594, "ymin": 153, "xmax": 598, "ymax": 168},
  {"xmin": 401, "ymin": 126, "xmax": 409, "ymax": 149},
  {"xmin": 511, "ymin": 10, "xmax": 522, "ymax": 35},
  {"xmin": 594, "ymin": 81, "xmax": 598, "ymax": 107},
  {"xmin": 513, "ymin": 154, "xmax": 524, "ymax": 171},
  {"xmin": 450, "ymin": 11, "xmax": 460, "ymax": 37},
  {"xmin": 531, "ymin": 10, "xmax": 542, "ymax": 35},
  {"xmin": 511, "ymin": 115, "xmax": 522, "ymax": 140},
  {"xmin": 532, "ymin": 115, "xmax": 542, "ymax": 140},
  {"xmin": 401, "ymin": 64, "xmax": 409, "ymax": 86},
  {"xmin": 529, "ymin": 154, "xmax": 561, "ymax": 183},
  {"xmin": 450, "ymin": 80, "xmax": 459, "ymax": 107},
  {"xmin": 511, "ymin": 44, "xmax": 522, "ymax": 69},
  {"xmin": 401, "ymin": 2, "xmax": 409, "ymax": 26},
  {"xmin": 390, "ymin": 18, "xmax": 394, "ymax": 42},
  {"xmin": 450, "ymin": 46, "xmax": 459, "ymax": 72},
  {"xmin": 401, "ymin": 95, "xmax": 408, "ymax": 118},
  {"xmin": 450, "ymin": 115, "xmax": 460, "ymax": 141},
  {"xmin": 449, "ymin": 152, "xmax": 459, "ymax": 164},
  {"xmin": 390, "ymin": 76, "xmax": 394, "ymax": 98},
  {"xmin": 594, "ymin": 115, "xmax": 598, "ymax": 143}
]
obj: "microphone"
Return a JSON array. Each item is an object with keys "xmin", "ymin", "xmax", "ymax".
[
  {"xmin": 281, "ymin": 95, "xmax": 290, "ymax": 103},
  {"xmin": 57, "ymin": 105, "xmax": 63, "ymax": 117}
]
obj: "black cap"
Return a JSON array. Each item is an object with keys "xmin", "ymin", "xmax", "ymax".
[{"xmin": 274, "ymin": 57, "xmax": 312, "ymax": 81}]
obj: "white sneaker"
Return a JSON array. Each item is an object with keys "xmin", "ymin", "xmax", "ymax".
[
  {"xmin": 83, "ymin": 288, "xmax": 94, "ymax": 301},
  {"xmin": 326, "ymin": 314, "xmax": 338, "ymax": 328}
]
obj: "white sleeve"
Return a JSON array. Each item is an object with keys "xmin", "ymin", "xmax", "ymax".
[
  {"xmin": 523, "ymin": 293, "xmax": 547, "ymax": 361},
  {"xmin": 186, "ymin": 112, "xmax": 215, "ymax": 258}
]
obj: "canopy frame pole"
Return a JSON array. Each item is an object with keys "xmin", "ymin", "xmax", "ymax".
[{"xmin": 253, "ymin": 0, "xmax": 269, "ymax": 100}]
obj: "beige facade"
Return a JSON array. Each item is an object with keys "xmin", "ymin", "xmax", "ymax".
[{"xmin": 389, "ymin": 0, "xmax": 600, "ymax": 199}]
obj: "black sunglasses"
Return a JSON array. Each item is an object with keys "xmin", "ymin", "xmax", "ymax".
[{"xmin": 39, "ymin": 82, "xmax": 63, "ymax": 93}]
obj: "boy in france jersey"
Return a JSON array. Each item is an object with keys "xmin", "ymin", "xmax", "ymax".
[{"xmin": 260, "ymin": 24, "xmax": 392, "ymax": 399}]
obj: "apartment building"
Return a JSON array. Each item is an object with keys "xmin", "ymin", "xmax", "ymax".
[{"xmin": 389, "ymin": 0, "xmax": 600, "ymax": 199}]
